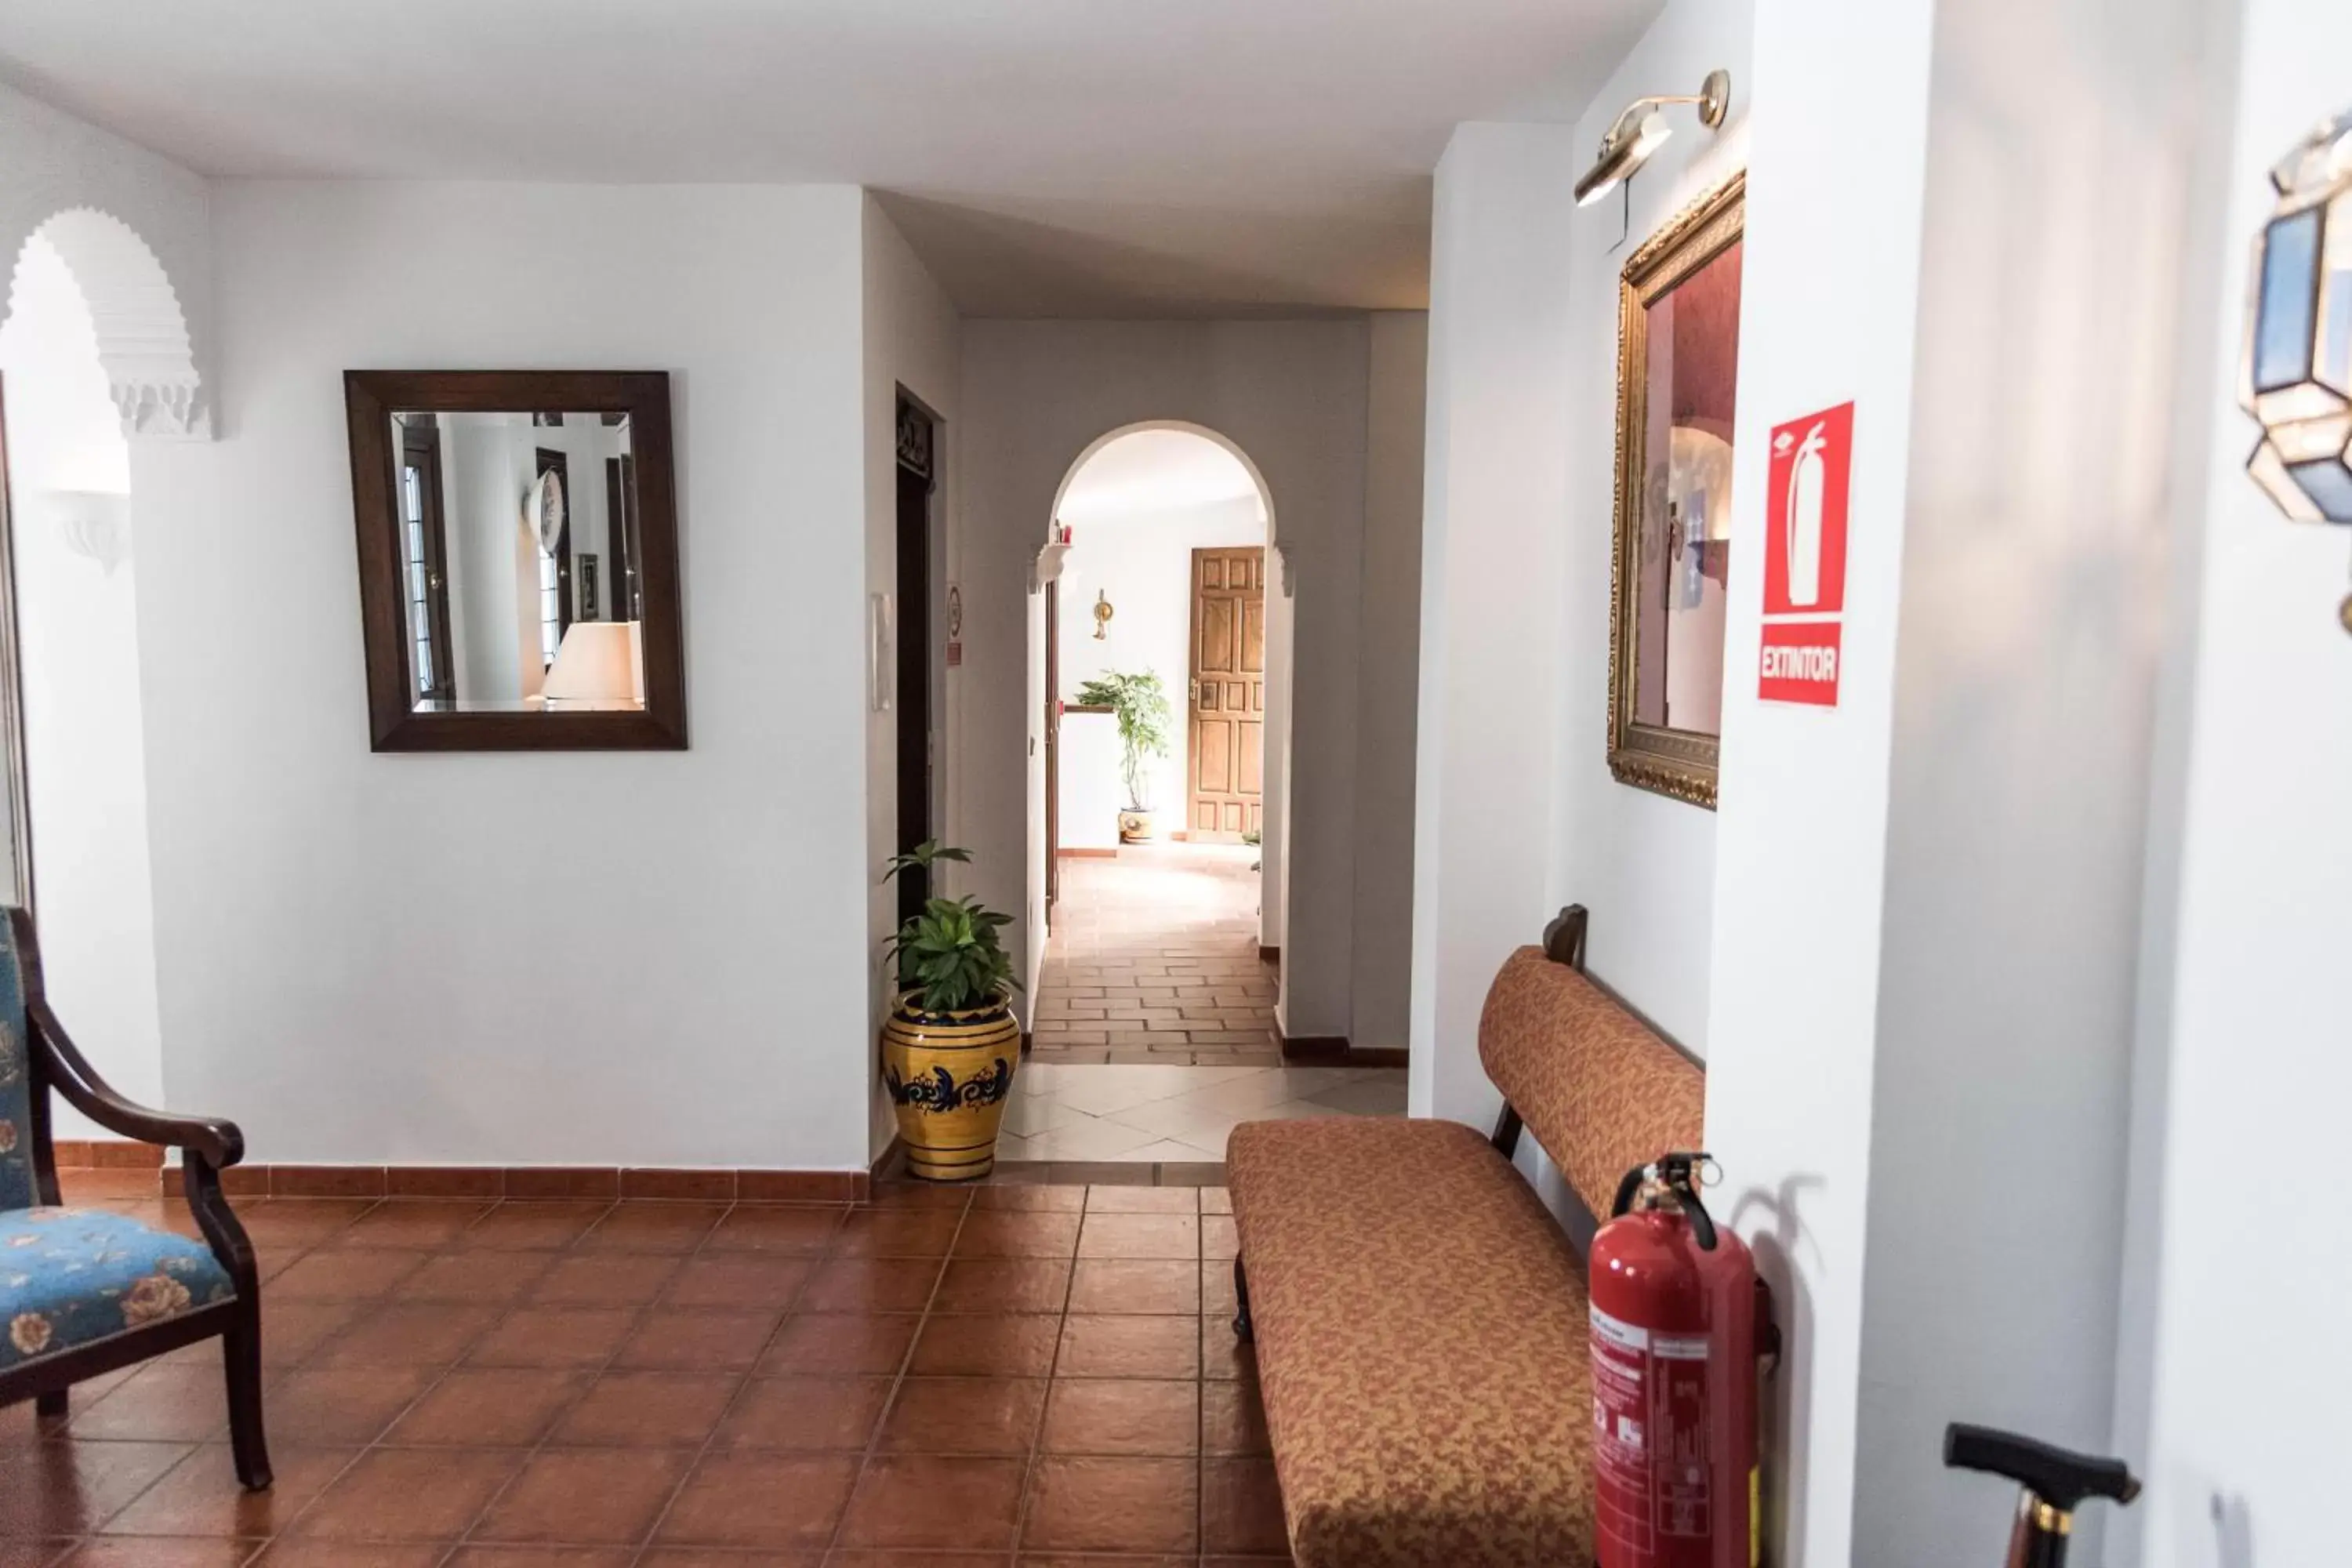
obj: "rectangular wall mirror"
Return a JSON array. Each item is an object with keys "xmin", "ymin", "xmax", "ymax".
[
  {"xmin": 1608, "ymin": 172, "xmax": 1744, "ymax": 808},
  {"xmin": 344, "ymin": 371, "xmax": 685, "ymax": 750}
]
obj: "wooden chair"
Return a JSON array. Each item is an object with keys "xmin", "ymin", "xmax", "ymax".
[{"xmin": 0, "ymin": 906, "xmax": 270, "ymax": 1490}]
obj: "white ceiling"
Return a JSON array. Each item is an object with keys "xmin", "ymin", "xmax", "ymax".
[
  {"xmin": 1056, "ymin": 429, "xmax": 1263, "ymax": 524},
  {"xmin": 0, "ymin": 0, "xmax": 1657, "ymax": 317}
]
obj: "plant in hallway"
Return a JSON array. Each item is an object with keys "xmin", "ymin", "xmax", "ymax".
[
  {"xmin": 879, "ymin": 841, "xmax": 1022, "ymax": 1182},
  {"xmin": 1075, "ymin": 670, "xmax": 1174, "ymax": 843}
]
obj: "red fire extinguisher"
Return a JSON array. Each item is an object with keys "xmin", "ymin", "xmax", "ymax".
[{"xmin": 1591, "ymin": 1152, "xmax": 1766, "ymax": 1568}]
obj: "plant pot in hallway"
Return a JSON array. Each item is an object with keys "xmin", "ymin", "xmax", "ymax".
[
  {"xmin": 1076, "ymin": 672, "xmax": 1173, "ymax": 852},
  {"xmin": 880, "ymin": 840, "xmax": 1023, "ymax": 1182},
  {"xmin": 882, "ymin": 997, "xmax": 1021, "ymax": 1181}
]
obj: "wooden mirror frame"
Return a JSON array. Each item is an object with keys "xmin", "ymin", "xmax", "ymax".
[
  {"xmin": 1606, "ymin": 171, "xmax": 1744, "ymax": 809},
  {"xmin": 343, "ymin": 370, "xmax": 687, "ymax": 752}
]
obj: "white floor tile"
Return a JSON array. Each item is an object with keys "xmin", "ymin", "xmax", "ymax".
[
  {"xmin": 1305, "ymin": 1073, "xmax": 1410, "ymax": 1116},
  {"xmin": 1016, "ymin": 1116, "xmax": 1168, "ymax": 1162},
  {"xmin": 998, "ymin": 1093, "xmax": 1094, "ymax": 1138}
]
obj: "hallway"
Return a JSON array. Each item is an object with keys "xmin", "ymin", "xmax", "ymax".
[{"xmin": 1029, "ymin": 844, "xmax": 1278, "ymax": 1066}]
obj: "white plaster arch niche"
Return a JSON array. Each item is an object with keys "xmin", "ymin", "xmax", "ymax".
[
  {"xmin": 1027, "ymin": 416, "xmax": 1298, "ymax": 997},
  {"xmin": 1032, "ymin": 419, "xmax": 1292, "ymax": 597},
  {"xmin": 5, "ymin": 208, "xmax": 209, "ymax": 440}
]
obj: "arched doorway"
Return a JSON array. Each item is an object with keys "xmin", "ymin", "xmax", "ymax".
[
  {"xmin": 0, "ymin": 207, "xmax": 201, "ymax": 1142},
  {"xmin": 1000, "ymin": 420, "xmax": 1328, "ymax": 1163}
]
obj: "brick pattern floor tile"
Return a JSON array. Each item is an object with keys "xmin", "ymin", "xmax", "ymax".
[
  {"xmin": 1029, "ymin": 844, "xmax": 1279, "ymax": 1066},
  {"xmin": 6, "ymin": 1174, "xmax": 1294, "ymax": 1566}
]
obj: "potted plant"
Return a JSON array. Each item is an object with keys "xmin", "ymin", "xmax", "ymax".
[
  {"xmin": 1074, "ymin": 671, "xmax": 1174, "ymax": 843},
  {"xmin": 880, "ymin": 841, "xmax": 1023, "ymax": 1181}
]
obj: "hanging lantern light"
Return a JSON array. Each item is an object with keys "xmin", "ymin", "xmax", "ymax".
[{"xmin": 2241, "ymin": 106, "xmax": 2352, "ymax": 632}]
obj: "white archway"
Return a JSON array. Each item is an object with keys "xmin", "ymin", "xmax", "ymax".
[
  {"xmin": 11, "ymin": 208, "xmax": 207, "ymax": 440},
  {"xmin": 0, "ymin": 206, "xmax": 188, "ymax": 1138},
  {"xmin": 1026, "ymin": 420, "xmax": 1297, "ymax": 1065},
  {"xmin": 1036, "ymin": 419, "xmax": 1293, "ymax": 599}
]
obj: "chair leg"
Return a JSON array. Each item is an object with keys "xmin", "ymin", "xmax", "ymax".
[
  {"xmin": 223, "ymin": 1318, "xmax": 273, "ymax": 1492},
  {"xmin": 34, "ymin": 1389, "xmax": 65, "ymax": 1420},
  {"xmin": 1232, "ymin": 1257, "xmax": 1254, "ymax": 1343}
]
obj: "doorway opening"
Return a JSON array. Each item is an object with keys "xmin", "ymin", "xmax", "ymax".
[
  {"xmin": 894, "ymin": 393, "xmax": 942, "ymax": 924},
  {"xmin": 0, "ymin": 218, "xmax": 176, "ymax": 1141},
  {"xmin": 1011, "ymin": 423, "xmax": 1399, "ymax": 1167}
]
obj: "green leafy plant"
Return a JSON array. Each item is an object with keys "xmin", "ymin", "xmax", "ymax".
[
  {"xmin": 1074, "ymin": 670, "xmax": 1174, "ymax": 811},
  {"xmin": 883, "ymin": 841, "xmax": 1021, "ymax": 1014}
]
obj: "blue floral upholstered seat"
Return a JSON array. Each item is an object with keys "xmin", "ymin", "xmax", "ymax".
[
  {"xmin": 0, "ymin": 904, "xmax": 271, "ymax": 1489},
  {"xmin": 2, "ymin": 1206, "xmax": 236, "ymax": 1370}
]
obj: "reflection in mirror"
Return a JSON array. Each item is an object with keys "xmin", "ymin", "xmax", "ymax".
[
  {"xmin": 390, "ymin": 411, "xmax": 648, "ymax": 714},
  {"xmin": 1609, "ymin": 171, "xmax": 1744, "ymax": 808},
  {"xmin": 1634, "ymin": 238, "xmax": 1740, "ymax": 735}
]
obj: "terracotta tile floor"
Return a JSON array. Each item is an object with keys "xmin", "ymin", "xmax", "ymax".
[
  {"xmin": 1032, "ymin": 845, "xmax": 1278, "ymax": 1067},
  {"xmin": 3, "ymin": 1174, "xmax": 1290, "ymax": 1566}
]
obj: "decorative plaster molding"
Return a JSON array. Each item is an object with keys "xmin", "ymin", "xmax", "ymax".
[
  {"xmin": 20, "ymin": 208, "xmax": 211, "ymax": 441},
  {"xmin": 1031, "ymin": 540, "xmax": 1071, "ymax": 593},
  {"xmin": 110, "ymin": 372, "xmax": 208, "ymax": 439}
]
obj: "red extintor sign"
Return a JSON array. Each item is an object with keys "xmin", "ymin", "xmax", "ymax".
[{"xmin": 1759, "ymin": 402, "xmax": 1853, "ymax": 706}]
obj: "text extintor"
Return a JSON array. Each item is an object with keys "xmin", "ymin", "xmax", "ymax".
[{"xmin": 1759, "ymin": 401, "xmax": 1853, "ymax": 706}]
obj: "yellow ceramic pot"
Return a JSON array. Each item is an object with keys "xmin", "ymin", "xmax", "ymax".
[
  {"xmin": 1117, "ymin": 808, "xmax": 1158, "ymax": 844},
  {"xmin": 882, "ymin": 996, "xmax": 1021, "ymax": 1182}
]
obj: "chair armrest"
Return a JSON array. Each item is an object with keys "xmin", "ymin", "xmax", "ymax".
[{"xmin": 30, "ymin": 998, "xmax": 245, "ymax": 1170}]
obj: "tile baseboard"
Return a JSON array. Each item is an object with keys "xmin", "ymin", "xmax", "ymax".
[
  {"xmin": 1272, "ymin": 1025, "xmax": 1408, "ymax": 1069},
  {"xmin": 51, "ymin": 1139, "xmax": 167, "ymax": 1171},
  {"xmin": 207, "ymin": 1163, "xmax": 872, "ymax": 1203}
]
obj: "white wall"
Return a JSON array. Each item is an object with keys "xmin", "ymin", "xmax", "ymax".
[
  {"xmin": 140, "ymin": 180, "xmax": 875, "ymax": 1171},
  {"xmin": 1698, "ymin": 0, "xmax": 1938, "ymax": 1559},
  {"xmin": 1848, "ymin": 0, "xmax": 2228, "ymax": 1555},
  {"xmin": 1055, "ymin": 710, "xmax": 1123, "ymax": 853},
  {"xmin": 958, "ymin": 321, "xmax": 1382, "ymax": 1041},
  {"xmin": 2133, "ymin": 5, "xmax": 2350, "ymax": 1563},
  {"xmin": 0, "ymin": 234, "xmax": 165, "ymax": 1139},
  {"xmin": 1552, "ymin": 0, "xmax": 1752, "ymax": 1062},
  {"xmin": 1351, "ymin": 312, "xmax": 1427, "ymax": 1054},
  {"xmin": 862, "ymin": 195, "xmax": 961, "ymax": 1159},
  {"xmin": 1055, "ymin": 493, "xmax": 1265, "ymax": 828},
  {"xmin": 1411, "ymin": 122, "xmax": 1581, "ymax": 1130}
]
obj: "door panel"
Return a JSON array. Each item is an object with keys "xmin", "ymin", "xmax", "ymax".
[{"xmin": 1187, "ymin": 545, "xmax": 1265, "ymax": 844}]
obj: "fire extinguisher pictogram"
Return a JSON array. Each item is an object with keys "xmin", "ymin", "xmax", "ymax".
[{"xmin": 1591, "ymin": 1152, "xmax": 1774, "ymax": 1568}]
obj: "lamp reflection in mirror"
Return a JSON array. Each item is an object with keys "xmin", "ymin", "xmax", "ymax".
[
  {"xmin": 2240, "ymin": 105, "xmax": 2352, "ymax": 633},
  {"xmin": 541, "ymin": 621, "xmax": 644, "ymax": 710}
]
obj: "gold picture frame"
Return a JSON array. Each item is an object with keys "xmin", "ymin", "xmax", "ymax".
[{"xmin": 1606, "ymin": 170, "xmax": 1746, "ymax": 809}]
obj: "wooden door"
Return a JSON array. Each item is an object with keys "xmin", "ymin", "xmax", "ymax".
[
  {"xmin": 1187, "ymin": 546, "xmax": 1265, "ymax": 841},
  {"xmin": 894, "ymin": 401, "xmax": 935, "ymax": 926}
]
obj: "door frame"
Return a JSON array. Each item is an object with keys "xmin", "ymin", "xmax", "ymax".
[{"xmin": 0, "ymin": 381, "xmax": 31, "ymax": 911}]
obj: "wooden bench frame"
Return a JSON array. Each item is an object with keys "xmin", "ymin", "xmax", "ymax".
[{"xmin": 0, "ymin": 909, "xmax": 273, "ymax": 1490}]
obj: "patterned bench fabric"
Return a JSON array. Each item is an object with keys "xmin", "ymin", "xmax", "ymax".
[
  {"xmin": 0, "ymin": 916, "xmax": 35, "ymax": 1212},
  {"xmin": 2, "ymin": 1207, "xmax": 235, "ymax": 1371},
  {"xmin": 1228, "ymin": 1116, "xmax": 1595, "ymax": 1568},
  {"xmin": 1478, "ymin": 946, "xmax": 1704, "ymax": 1220}
]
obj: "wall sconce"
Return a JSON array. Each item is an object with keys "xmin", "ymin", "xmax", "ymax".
[
  {"xmin": 1574, "ymin": 70, "xmax": 1732, "ymax": 209},
  {"xmin": 1092, "ymin": 590, "xmax": 1114, "ymax": 640},
  {"xmin": 2240, "ymin": 105, "xmax": 2352, "ymax": 633}
]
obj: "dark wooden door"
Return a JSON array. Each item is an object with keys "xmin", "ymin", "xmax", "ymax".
[
  {"xmin": 895, "ymin": 401, "xmax": 935, "ymax": 926},
  {"xmin": 400, "ymin": 420, "xmax": 456, "ymax": 706},
  {"xmin": 1044, "ymin": 576, "xmax": 1060, "ymax": 924},
  {"xmin": 1187, "ymin": 546, "xmax": 1265, "ymax": 841}
]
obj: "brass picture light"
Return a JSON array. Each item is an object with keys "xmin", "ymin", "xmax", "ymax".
[{"xmin": 1574, "ymin": 70, "xmax": 1733, "ymax": 209}]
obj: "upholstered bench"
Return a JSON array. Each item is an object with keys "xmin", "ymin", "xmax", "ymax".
[{"xmin": 1225, "ymin": 907, "xmax": 1703, "ymax": 1568}]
